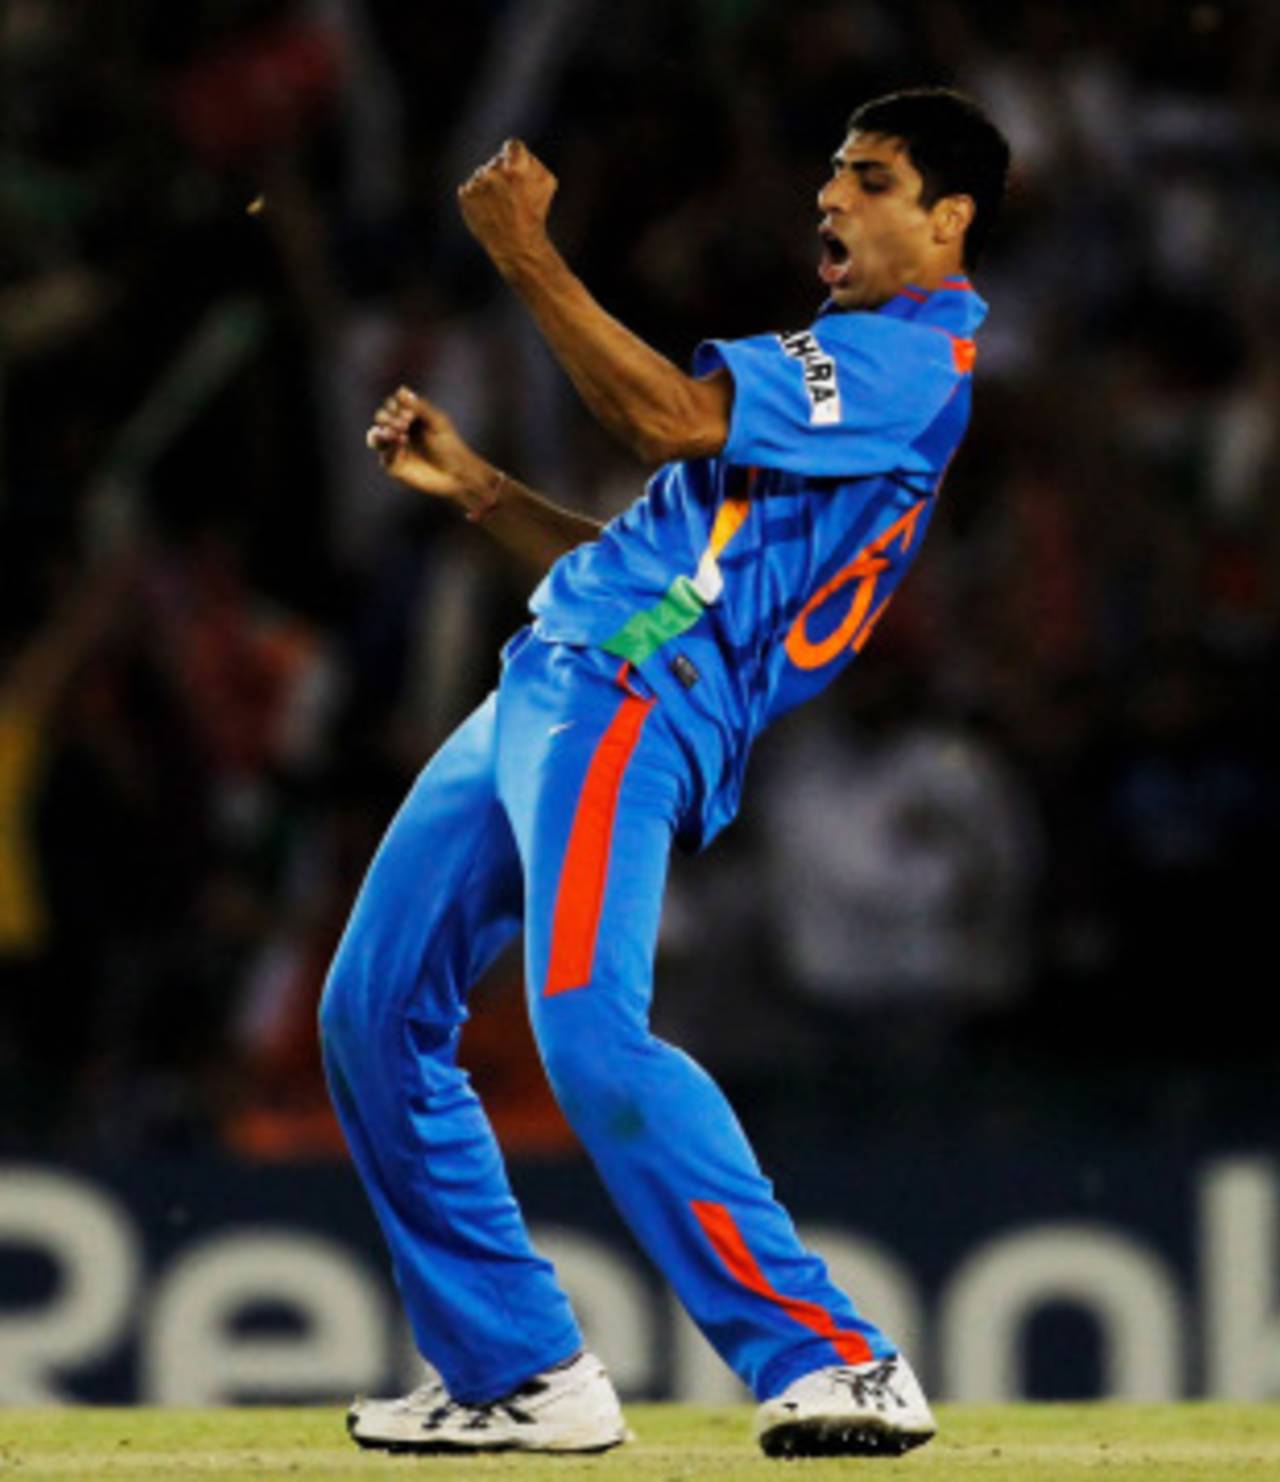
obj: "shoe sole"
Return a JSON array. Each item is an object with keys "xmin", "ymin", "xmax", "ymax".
[
  {"xmin": 346, "ymin": 1412, "xmax": 627, "ymax": 1455},
  {"xmin": 758, "ymin": 1418, "xmax": 936, "ymax": 1459}
]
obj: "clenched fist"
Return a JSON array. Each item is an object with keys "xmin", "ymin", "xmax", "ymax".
[
  {"xmin": 365, "ymin": 387, "xmax": 491, "ymax": 505},
  {"xmin": 457, "ymin": 138, "xmax": 558, "ymax": 272}
]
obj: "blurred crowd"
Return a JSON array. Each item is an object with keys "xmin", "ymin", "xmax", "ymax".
[{"xmin": 2, "ymin": 0, "xmax": 1278, "ymax": 1156}]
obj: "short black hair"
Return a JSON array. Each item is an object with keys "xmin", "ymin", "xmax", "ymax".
[{"xmin": 847, "ymin": 87, "xmax": 1010, "ymax": 270}]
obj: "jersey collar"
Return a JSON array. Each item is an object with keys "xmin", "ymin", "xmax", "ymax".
[{"xmin": 819, "ymin": 278, "xmax": 988, "ymax": 335}]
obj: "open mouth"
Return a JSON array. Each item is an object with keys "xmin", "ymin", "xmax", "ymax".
[{"xmin": 817, "ymin": 226, "xmax": 852, "ymax": 287}]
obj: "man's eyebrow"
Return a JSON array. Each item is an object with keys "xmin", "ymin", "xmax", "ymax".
[{"xmin": 830, "ymin": 156, "xmax": 896, "ymax": 178}]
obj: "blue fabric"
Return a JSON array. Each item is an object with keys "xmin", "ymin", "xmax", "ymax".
[
  {"xmin": 321, "ymin": 634, "xmax": 892, "ymax": 1403},
  {"xmin": 529, "ymin": 283, "xmax": 986, "ymax": 846}
]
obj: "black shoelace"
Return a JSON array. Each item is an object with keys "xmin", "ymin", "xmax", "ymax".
[
  {"xmin": 424, "ymin": 1376, "xmax": 549, "ymax": 1431},
  {"xmin": 827, "ymin": 1360, "xmax": 906, "ymax": 1411}
]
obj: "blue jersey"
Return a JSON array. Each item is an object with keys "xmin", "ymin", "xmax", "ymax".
[{"xmin": 530, "ymin": 278, "xmax": 987, "ymax": 845}]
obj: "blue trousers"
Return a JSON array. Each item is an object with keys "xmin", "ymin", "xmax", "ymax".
[{"xmin": 319, "ymin": 632, "xmax": 892, "ymax": 1403}]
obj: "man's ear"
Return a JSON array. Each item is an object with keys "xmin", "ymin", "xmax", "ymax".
[{"xmin": 932, "ymin": 194, "xmax": 975, "ymax": 249}]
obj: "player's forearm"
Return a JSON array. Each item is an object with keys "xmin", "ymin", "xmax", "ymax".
[
  {"xmin": 494, "ymin": 242, "xmax": 719, "ymax": 464},
  {"xmin": 459, "ymin": 464, "xmax": 602, "ymax": 574}
]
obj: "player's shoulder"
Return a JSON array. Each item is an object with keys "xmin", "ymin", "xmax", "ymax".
[{"xmin": 814, "ymin": 308, "xmax": 960, "ymax": 373}]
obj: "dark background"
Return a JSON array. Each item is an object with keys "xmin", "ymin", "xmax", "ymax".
[{"xmin": 2, "ymin": 0, "xmax": 1278, "ymax": 1166}]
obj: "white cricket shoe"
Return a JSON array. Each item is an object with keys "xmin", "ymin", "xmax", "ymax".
[
  {"xmin": 755, "ymin": 1354, "xmax": 936, "ymax": 1458},
  {"xmin": 346, "ymin": 1369, "xmax": 447, "ymax": 1448},
  {"xmin": 346, "ymin": 1350, "xmax": 629, "ymax": 1454}
]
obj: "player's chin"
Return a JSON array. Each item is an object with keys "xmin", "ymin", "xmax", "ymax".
[
  {"xmin": 820, "ymin": 263, "xmax": 871, "ymax": 308},
  {"xmin": 825, "ymin": 281, "xmax": 865, "ymax": 311},
  {"xmin": 833, "ymin": 276, "xmax": 899, "ymax": 312}
]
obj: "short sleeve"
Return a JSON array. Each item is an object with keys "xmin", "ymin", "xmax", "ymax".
[{"xmin": 692, "ymin": 312, "xmax": 960, "ymax": 476}]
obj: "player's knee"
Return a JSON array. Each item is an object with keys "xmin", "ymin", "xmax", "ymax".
[
  {"xmin": 537, "ymin": 1019, "xmax": 648, "ymax": 1133},
  {"xmin": 539, "ymin": 1034, "xmax": 590, "ymax": 1102},
  {"xmin": 317, "ymin": 965, "xmax": 351, "ymax": 1059},
  {"xmin": 317, "ymin": 942, "xmax": 377, "ymax": 1059},
  {"xmin": 320, "ymin": 944, "xmax": 460, "ymax": 1085}
]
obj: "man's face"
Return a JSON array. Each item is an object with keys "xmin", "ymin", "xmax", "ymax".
[{"xmin": 817, "ymin": 132, "xmax": 944, "ymax": 309}]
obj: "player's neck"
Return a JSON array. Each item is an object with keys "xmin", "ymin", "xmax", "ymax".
[{"xmin": 911, "ymin": 254, "xmax": 969, "ymax": 290}]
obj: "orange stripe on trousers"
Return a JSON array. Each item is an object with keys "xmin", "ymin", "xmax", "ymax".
[
  {"xmin": 543, "ymin": 691, "xmax": 655, "ymax": 996},
  {"xmin": 691, "ymin": 1199, "xmax": 874, "ymax": 1365}
]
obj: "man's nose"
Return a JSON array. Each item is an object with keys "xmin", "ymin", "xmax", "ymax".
[{"xmin": 817, "ymin": 175, "xmax": 848, "ymax": 214}]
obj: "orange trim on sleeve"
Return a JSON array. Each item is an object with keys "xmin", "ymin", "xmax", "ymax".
[
  {"xmin": 544, "ymin": 691, "xmax": 655, "ymax": 996},
  {"xmin": 691, "ymin": 1200, "xmax": 874, "ymax": 1365},
  {"xmin": 950, "ymin": 337, "xmax": 976, "ymax": 374}
]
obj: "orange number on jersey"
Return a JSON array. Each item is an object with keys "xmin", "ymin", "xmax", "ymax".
[{"xmin": 783, "ymin": 501, "xmax": 925, "ymax": 672}]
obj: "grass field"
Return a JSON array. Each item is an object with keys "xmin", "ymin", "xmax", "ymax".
[{"xmin": 1, "ymin": 1405, "xmax": 1278, "ymax": 1481}]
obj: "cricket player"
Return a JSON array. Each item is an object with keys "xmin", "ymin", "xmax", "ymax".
[{"xmin": 322, "ymin": 88, "xmax": 1009, "ymax": 1458}]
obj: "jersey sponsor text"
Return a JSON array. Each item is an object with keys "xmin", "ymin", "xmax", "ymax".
[{"xmin": 778, "ymin": 330, "xmax": 841, "ymax": 426}]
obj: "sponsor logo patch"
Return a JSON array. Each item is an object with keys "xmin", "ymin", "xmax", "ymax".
[{"xmin": 778, "ymin": 330, "xmax": 841, "ymax": 426}]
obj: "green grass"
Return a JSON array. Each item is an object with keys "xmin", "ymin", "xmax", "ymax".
[{"xmin": 1, "ymin": 1405, "xmax": 1278, "ymax": 1481}]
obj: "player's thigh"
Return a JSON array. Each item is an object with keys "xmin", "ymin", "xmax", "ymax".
[
  {"xmin": 497, "ymin": 652, "xmax": 680, "ymax": 1024},
  {"xmin": 324, "ymin": 694, "xmax": 522, "ymax": 1034},
  {"xmin": 518, "ymin": 728, "xmax": 682, "ymax": 1137}
]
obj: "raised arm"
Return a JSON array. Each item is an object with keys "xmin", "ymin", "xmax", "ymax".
[
  {"xmin": 366, "ymin": 387, "xmax": 602, "ymax": 576},
  {"xmin": 457, "ymin": 139, "xmax": 732, "ymax": 466}
]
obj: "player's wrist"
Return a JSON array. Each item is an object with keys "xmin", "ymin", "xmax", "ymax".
[
  {"xmin": 458, "ymin": 465, "xmax": 510, "ymax": 523},
  {"xmin": 490, "ymin": 232, "xmax": 560, "ymax": 288}
]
